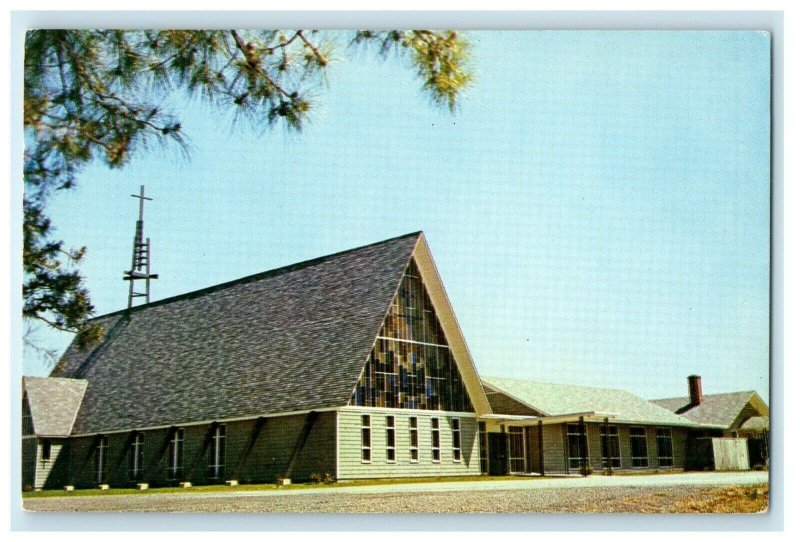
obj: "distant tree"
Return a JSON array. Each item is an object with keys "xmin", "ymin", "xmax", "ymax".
[{"xmin": 23, "ymin": 29, "xmax": 471, "ymax": 358}]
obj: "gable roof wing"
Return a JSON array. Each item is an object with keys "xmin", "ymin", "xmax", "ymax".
[
  {"xmin": 482, "ymin": 376, "xmax": 698, "ymax": 427},
  {"xmin": 651, "ymin": 391, "xmax": 768, "ymax": 429},
  {"xmin": 739, "ymin": 416, "xmax": 769, "ymax": 431},
  {"xmin": 52, "ymin": 232, "xmax": 422, "ymax": 434},
  {"xmin": 22, "ymin": 376, "xmax": 87, "ymax": 437}
]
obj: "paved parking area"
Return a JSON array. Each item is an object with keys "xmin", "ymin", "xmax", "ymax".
[{"xmin": 225, "ymin": 471, "xmax": 769, "ymax": 497}]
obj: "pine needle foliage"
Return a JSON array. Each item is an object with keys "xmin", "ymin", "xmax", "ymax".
[{"xmin": 23, "ymin": 29, "xmax": 471, "ymax": 357}]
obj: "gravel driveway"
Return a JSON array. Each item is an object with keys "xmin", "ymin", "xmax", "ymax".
[{"xmin": 23, "ymin": 472, "xmax": 768, "ymax": 513}]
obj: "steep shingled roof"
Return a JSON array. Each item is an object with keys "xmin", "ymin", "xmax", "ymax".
[
  {"xmin": 23, "ymin": 376, "xmax": 87, "ymax": 437},
  {"xmin": 651, "ymin": 391, "xmax": 767, "ymax": 429},
  {"xmin": 51, "ymin": 232, "xmax": 422, "ymax": 434},
  {"xmin": 483, "ymin": 376, "xmax": 697, "ymax": 427}
]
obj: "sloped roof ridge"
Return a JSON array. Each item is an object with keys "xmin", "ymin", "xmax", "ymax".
[
  {"xmin": 483, "ymin": 375, "xmax": 630, "ymax": 395},
  {"xmin": 90, "ymin": 230, "xmax": 423, "ymax": 321},
  {"xmin": 652, "ymin": 390, "xmax": 758, "ymax": 402}
]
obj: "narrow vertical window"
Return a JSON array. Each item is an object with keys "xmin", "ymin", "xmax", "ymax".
[
  {"xmin": 361, "ymin": 415, "xmax": 371, "ymax": 463},
  {"xmin": 508, "ymin": 426, "xmax": 526, "ymax": 472},
  {"xmin": 566, "ymin": 423, "xmax": 588, "ymax": 470},
  {"xmin": 94, "ymin": 436, "xmax": 109, "ymax": 484},
  {"xmin": 209, "ymin": 425, "xmax": 226, "ymax": 479},
  {"xmin": 431, "ymin": 418, "xmax": 440, "ymax": 462},
  {"xmin": 128, "ymin": 432, "xmax": 144, "ymax": 481},
  {"xmin": 451, "ymin": 419, "xmax": 462, "ymax": 462},
  {"xmin": 167, "ymin": 428, "xmax": 185, "ymax": 480},
  {"xmin": 409, "ymin": 417, "xmax": 419, "ymax": 463},
  {"xmin": 478, "ymin": 421, "xmax": 488, "ymax": 474},
  {"xmin": 656, "ymin": 427, "xmax": 674, "ymax": 467},
  {"xmin": 40, "ymin": 439, "xmax": 52, "ymax": 462},
  {"xmin": 629, "ymin": 427, "xmax": 649, "ymax": 467},
  {"xmin": 600, "ymin": 426, "xmax": 621, "ymax": 468},
  {"xmin": 386, "ymin": 416, "xmax": 396, "ymax": 463}
]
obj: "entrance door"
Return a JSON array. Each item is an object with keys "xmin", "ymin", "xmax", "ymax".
[{"xmin": 488, "ymin": 433, "xmax": 508, "ymax": 475}]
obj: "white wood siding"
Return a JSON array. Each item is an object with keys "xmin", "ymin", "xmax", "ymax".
[{"xmin": 337, "ymin": 409, "xmax": 480, "ymax": 479}]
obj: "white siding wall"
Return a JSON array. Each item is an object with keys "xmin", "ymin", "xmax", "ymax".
[
  {"xmin": 33, "ymin": 438, "xmax": 66, "ymax": 489},
  {"xmin": 337, "ymin": 408, "xmax": 481, "ymax": 479}
]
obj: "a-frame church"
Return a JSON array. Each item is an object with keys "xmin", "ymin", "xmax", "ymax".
[
  {"xmin": 23, "ymin": 231, "xmax": 714, "ymax": 491},
  {"xmin": 23, "ymin": 232, "xmax": 495, "ymax": 488}
]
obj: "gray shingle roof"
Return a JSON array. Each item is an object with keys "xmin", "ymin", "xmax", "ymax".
[
  {"xmin": 651, "ymin": 391, "xmax": 765, "ymax": 429},
  {"xmin": 51, "ymin": 232, "xmax": 421, "ymax": 435},
  {"xmin": 482, "ymin": 376, "xmax": 697, "ymax": 427},
  {"xmin": 23, "ymin": 376, "xmax": 87, "ymax": 437},
  {"xmin": 739, "ymin": 416, "xmax": 769, "ymax": 431}
]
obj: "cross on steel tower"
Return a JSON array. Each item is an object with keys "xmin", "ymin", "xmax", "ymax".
[{"xmin": 123, "ymin": 185, "xmax": 158, "ymax": 310}]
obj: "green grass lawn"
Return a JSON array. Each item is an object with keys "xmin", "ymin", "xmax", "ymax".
[{"xmin": 22, "ymin": 474, "xmax": 533, "ymax": 498}]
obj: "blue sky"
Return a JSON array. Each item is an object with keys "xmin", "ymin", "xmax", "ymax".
[{"xmin": 24, "ymin": 30, "xmax": 771, "ymax": 402}]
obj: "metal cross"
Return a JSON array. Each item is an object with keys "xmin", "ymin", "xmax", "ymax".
[{"xmin": 131, "ymin": 185, "xmax": 153, "ymax": 221}]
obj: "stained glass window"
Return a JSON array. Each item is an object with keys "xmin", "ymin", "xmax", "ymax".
[{"xmin": 350, "ymin": 258, "xmax": 474, "ymax": 412}]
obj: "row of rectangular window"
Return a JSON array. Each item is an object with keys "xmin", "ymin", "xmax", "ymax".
[
  {"xmin": 361, "ymin": 415, "xmax": 462, "ymax": 464},
  {"xmin": 567, "ymin": 424, "xmax": 674, "ymax": 469},
  {"xmin": 91, "ymin": 425, "xmax": 225, "ymax": 484}
]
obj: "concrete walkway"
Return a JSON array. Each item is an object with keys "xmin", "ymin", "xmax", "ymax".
[{"xmin": 185, "ymin": 471, "xmax": 768, "ymax": 499}]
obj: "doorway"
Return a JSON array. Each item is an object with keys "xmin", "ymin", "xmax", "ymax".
[{"xmin": 488, "ymin": 432, "xmax": 508, "ymax": 475}]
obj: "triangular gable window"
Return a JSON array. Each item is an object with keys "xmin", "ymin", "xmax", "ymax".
[{"xmin": 351, "ymin": 258, "xmax": 474, "ymax": 412}]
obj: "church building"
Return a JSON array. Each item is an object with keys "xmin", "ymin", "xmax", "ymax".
[{"xmin": 22, "ymin": 231, "xmax": 717, "ymax": 490}]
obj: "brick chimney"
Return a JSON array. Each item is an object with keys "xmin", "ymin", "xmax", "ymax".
[{"xmin": 688, "ymin": 375, "xmax": 703, "ymax": 406}]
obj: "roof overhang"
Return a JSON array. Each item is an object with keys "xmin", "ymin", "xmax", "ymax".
[{"xmin": 480, "ymin": 411, "xmax": 617, "ymax": 426}]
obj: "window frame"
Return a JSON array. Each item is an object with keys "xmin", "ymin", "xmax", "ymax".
[
  {"xmin": 508, "ymin": 426, "xmax": 526, "ymax": 473},
  {"xmin": 628, "ymin": 426, "xmax": 649, "ymax": 468},
  {"xmin": 600, "ymin": 425, "xmax": 622, "ymax": 469},
  {"xmin": 566, "ymin": 423, "xmax": 588, "ymax": 470},
  {"xmin": 209, "ymin": 424, "xmax": 226, "ymax": 479},
  {"xmin": 361, "ymin": 415, "xmax": 372, "ymax": 463},
  {"xmin": 655, "ymin": 427, "xmax": 674, "ymax": 467},
  {"xmin": 431, "ymin": 417, "xmax": 441, "ymax": 463},
  {"xmin": 386, "ymin": 415, "xmax": 396, "ymax": 463},
  {"xmin": 167, "ymin": 428, "xmax": 185, "ymax": 481},
  {"xmin": 451, "ymin": 418, "xmax": 462, "ymax": 463},
  {"xmin": 94, "ymin": 436, "xmax": 109, "ymax": 484},
  {"xmin": 409, "ymin": 416, "xmax": 419, "ymax": 463},
  {"xmin": 128, "ymin": 432, "xmax": 145, "ymax": 481},
  {"xmin": 40, "ymin": 439, "xmax": 52, "ymax": 462},
  {"xmin": 478, "ymin": 421, "xmax": 489, "ymax": 474}
]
